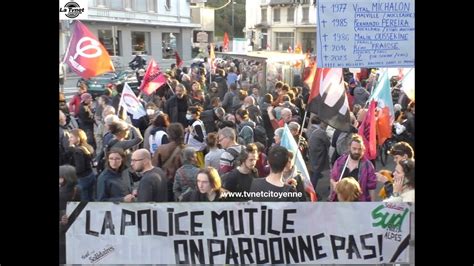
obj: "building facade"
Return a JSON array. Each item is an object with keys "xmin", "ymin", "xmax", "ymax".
[
  {"xmin": 190, "ymin": 6, "xmax": 215, "ymax": 46},
  {"xmin": 59, "ymin": 0, "xmax": 200, "ymax": 69},
  {"xmin": 245, "ymin": 0, "xmax": 316, "ymax": 53}
]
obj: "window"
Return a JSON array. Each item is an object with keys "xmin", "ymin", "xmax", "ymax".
[
  {"xmin": 261, "ymin": 9, "xmax": 267, "ymax": 23},
  {"xmin": 275, "ymin": 32, "xmax": 294, "ymax": 51},
  {"xmin": 148, "ymin": 0, "xmax": 157, "ymax": 12},
  {"xmin": 124, "ymin": 0, "xmax": 132, "ymax": 10},
  {"xmin": 131, "ymin": 31, "xmax": 150, "ymax": 54},
  {"xmin": 302, "ymin": 7, "xmax": 309, "ymax": 22},
  {"xmin": 162, "ymin": 32, "xmax": 178, "ymax": 59},
  {"xmin": 287, "ymin": 7, "xmax": 294, "ymax": 22},
  {"xmin": 98, "ymin": 29, "xmax": 122, "ymax": 56},
  {"xmin": 302, "ymin": 32, "xmax": 315, "ymax": 53},
  {"xmin": 109, "ymin": 0, "xmax": 123, "ymax": 9},
  {"xmin": 273, "ymin": 8, "xmax": 280, "ymax": 22},
  {"xmin": 134, "ymin": 0, "xmax": 147, "ymax": 11},
  {"xmin": 96, "ymin": 0, "xmax": 106, "ymax": 7}
]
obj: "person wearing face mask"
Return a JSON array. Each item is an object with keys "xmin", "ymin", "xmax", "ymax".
[
  {"xmin": 184, "ymin": 106, "xmax": 207, "ymax": 168},
  {"xmin": 164, "ymin": 84, "xmax": 192, "ymax": 128},
  {"xmin": 136, "ymin": 102, "xmax": 158, "ymax": 138}
]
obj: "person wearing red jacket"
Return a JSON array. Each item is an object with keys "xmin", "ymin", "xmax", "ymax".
[{"xmin": 68, "ymin": 83, "xmax": 87, "ymax": 117}]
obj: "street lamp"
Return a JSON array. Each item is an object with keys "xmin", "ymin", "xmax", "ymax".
[{"xmin": 231, "ymin": 0, "xmax": 236, "ymax": 38}]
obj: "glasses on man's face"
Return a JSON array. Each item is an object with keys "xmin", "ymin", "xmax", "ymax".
[
  {"xmin": 109, "ymin": 157, "xmax": 122, "ymax": 161},
  {"xmin": 131, "ymin": 158, "xmax": 145, "ymax": 163}
]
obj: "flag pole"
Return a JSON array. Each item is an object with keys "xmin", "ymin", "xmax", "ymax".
[
  {"xmin": 394, "ymin": 68, "xmax": 413, "ymax": 88},
  {"xmin": 297, "ymin": 110, "xmax": 308, "ymax": 148},
  {"xmin": 167, "ymin": 82, "xmax": 175, "ymax": 95},
  {"xmin": 338, "ymin": 155, "xmax": 350, "ymax": 181}
]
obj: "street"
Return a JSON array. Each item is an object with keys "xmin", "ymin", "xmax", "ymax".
[{"xmin": 60, "ymin": 59, "xmax": 197, "ymax": 102}]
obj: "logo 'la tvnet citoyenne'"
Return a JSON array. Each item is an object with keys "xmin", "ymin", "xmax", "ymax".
[{"xmin": 60, "ymin": 2, "xmax": 84, "ymax": 18}]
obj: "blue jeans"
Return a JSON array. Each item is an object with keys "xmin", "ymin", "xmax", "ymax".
[{"xmin": 77, "ymin": 172, "xmax": 96, "ymax": 201}]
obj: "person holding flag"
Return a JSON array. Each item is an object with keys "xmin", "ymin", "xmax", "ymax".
[
  {"xmin": 329, "ymin": 134, "xmax": 377, "ymax": 202},
  {"xmin": 119, "ymin": 83, "xmax": 147, "ymax": 120},
  {"xmin": 140, "ymin": 58, "xmax": 167, "ymax": 96},
  {"xmin": 280, "ymin": 124, "xmax": 318, "ymax": 202}
]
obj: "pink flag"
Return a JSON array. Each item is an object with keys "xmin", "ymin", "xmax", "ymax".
[
  {"xmin": 140, "ymin": 59, "xmax": 166, "ymax": 96},
  {"xmin": 63, "ymin": 21, "xmax": 114, "ymax": 79}
]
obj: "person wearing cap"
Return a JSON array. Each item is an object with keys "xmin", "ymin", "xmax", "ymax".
[{"xmin": 78, "ymin": 92, "xmax": 96, "ymax": 149}]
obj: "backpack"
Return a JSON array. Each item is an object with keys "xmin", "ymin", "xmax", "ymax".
[
  {"xmin": 238, "ymin": 125, "xmax": 254, "ymax": 145},
  {"xmin": 253, "ymin": 125, "xmax": 268, "ymax": 147},
  {"xmin": 225, "ymin": 146, "xmax": 242, "ymax": 169},
  {"xmin": 336, "ymin": 132, "xmax": 354, "ymax": 156}
]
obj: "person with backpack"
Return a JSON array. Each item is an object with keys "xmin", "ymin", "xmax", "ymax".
[
  {"xmin": 331, "ymin": 112, "xmax": 359, "ymax": 165},
  {"xmin": 249, "ymin": 146, "xmax": 299, "ymax": 202},
  {"xmin": 217, "ymin": 127, "xmax": 245, "ymax": 175},
  {"xmin": 221, "ymin": 143, "xmax": 259, "ymax": 201},
  {"xmin": 152, "ymin": 123, "xmax": 185, "ymax": 202},
  {"xmin": 174, "ymin": 147, "xmax": 200, "ymax": 201},
  {"xmin": 235, "ymin": 109, "xmax": 256, "ymax": 145}
]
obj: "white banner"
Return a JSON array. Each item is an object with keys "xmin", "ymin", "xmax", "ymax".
[
  {"xmin": 316, "ymin": 0, "xmax": 414, "ymax": 68},
  {"xmin": 66, "ymin": 202, "xmax": 411, "ymax": 264},
  {"xmin": 119, "ymin": 83, "xmax": 146, "ymax": 119}
]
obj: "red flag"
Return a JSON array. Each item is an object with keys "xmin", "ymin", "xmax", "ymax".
[
  {"xmin": 63, "ymin": 21, "xmax": 114, "ymax": 79},
  {"xmin": 175, "ymin": 51, "xmax": 183, "ymax": 68},
  {"xmin": 308, "ymin": 68, "xmax": 351, "ymax": 132},
  {"xmin": 358, "ymin": 100, "xmax": 377, "ymax": 160},
  {"xmin": 223, "ymin": 32, "xmax": 229, "ymax": 52},
  {"xmin": 140, "ymin": 59, "xmax": 167, "ymax": 96}
]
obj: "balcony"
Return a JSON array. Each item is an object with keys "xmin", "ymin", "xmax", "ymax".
[
  {"xmin": 269, "ymin": 0, "xmax": 295, "ymax": 6},
  {"xmin": 86, "ymin": 8, "xmax": 196, "ymax": 27}
]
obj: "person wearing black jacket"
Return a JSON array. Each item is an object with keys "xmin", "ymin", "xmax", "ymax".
[
  {"xmin": 181, "ymin": 167, "xmax": 229, "ymax": 202},
  {"xmin": 131, "ymin": 149, "xmax": 168, "ymax": 202}
]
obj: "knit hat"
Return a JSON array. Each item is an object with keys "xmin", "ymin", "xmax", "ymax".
[{"xmin": 81, "ymin": 93, "xmax": 92, "ymax": 102}]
